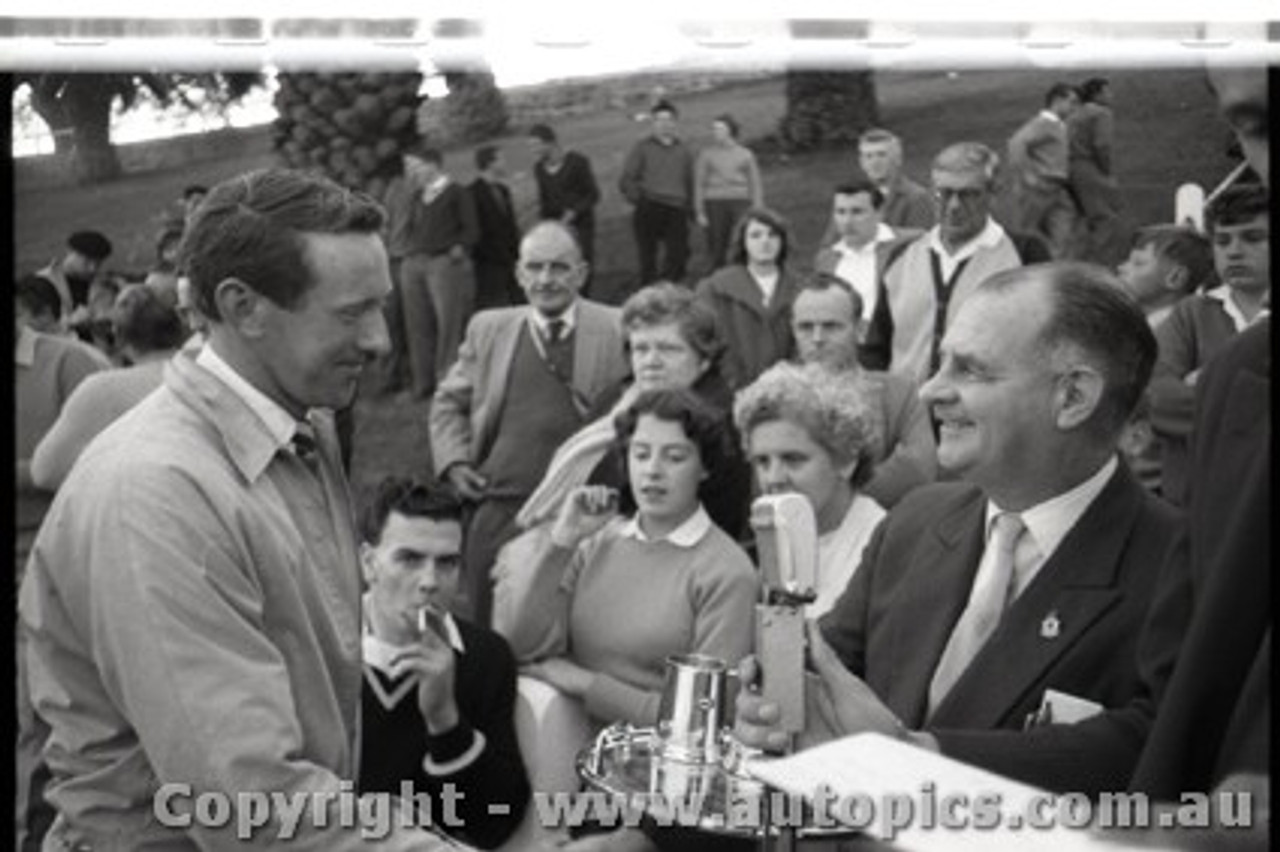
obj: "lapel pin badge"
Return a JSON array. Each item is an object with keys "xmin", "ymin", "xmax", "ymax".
[{"xmin": 1040, "ymin": 611, "xmax": 1061, "ymax": 640}]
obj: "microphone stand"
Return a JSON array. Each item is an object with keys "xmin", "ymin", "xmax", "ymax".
[{"xmin": 750, "ymin": 495, "xmax": 817, "ymax": 852}]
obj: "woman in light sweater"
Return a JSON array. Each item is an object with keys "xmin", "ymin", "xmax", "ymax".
[
  {"xmin": 694, "ymin": 113, "xmax": 764, "ymax": 270},
  {"xmin": 735, "ymin": 361, "xmax": 886, "ymax": 618},
  {"xmin": 493, "ymin": 388, "xmax": 758, "ymax": 728}
]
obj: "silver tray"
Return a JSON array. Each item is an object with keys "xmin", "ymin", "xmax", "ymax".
[{"xmin": 576, "ymin": 722, "xmax": 855, "ymax": 839}]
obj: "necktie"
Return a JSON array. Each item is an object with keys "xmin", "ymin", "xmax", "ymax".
[
  {"xmin": 545, "ymin": 318, "xmax": 566, "ymax": 346},
  {"xmin": 291, "ymin": 422, "xmax": 323, "ymax": 479},
  {"xmin": 928, "ymin": 512, "xmax": 1027, "ymax": 713}
]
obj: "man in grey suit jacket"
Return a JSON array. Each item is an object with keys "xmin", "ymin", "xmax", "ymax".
[
  {"xmin": 429, "ymin": 222, "xmax": 629, "ymax": 624},
  {"xmin": 736, "ymin": 262, "xmax": 1183, "ymax": 796}
]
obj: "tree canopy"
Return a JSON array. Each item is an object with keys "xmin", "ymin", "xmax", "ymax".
[{"xmin": 17, "ymin": 72, "xmax": 263, "ymax": 184}]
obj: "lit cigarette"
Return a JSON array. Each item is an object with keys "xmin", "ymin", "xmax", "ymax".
[{"xmin": 417, "ymin": 606, "xmax": 428, "ymax": 635}]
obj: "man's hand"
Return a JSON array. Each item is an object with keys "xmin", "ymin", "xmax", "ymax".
[
  {"xmin": 449, "ymin": 244, "xmax": 468, "ymax": 263},
  {"xmin": 445, "ymin": 463, "xmax": 488, "ymax": 502},
  {"xmin": 734, "ymin": 623, "xmax": 924, "ymax": 753},
  {"xmin": 560, "ymin": 210, "xmax": 577, "ymax": 225},
  {"xmin": 550, "ymin": 486, "xmax": 620, "ymax": 549},
  {"xmin": 392, "ymin": 614, "xmax": 460, "ymax": 733},
  {"xmin": 522, "ymin": 656, "xmax": 594, "ymax": 698},
  {"xmin": 695, "ymin": 211, "xmax": 709, "ymax": 228},
  {"xmin": 804, "ymin": 621, "xmax": 906, "ymax": 741}
]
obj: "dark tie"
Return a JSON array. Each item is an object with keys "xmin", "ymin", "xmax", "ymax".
[
  {"xmin": 545, "ymin": 318, "xmax": 566, "ymax": 346},
  {"xmin": 291, "ymin": 422, "xmax": 322, "ymax": 478}
]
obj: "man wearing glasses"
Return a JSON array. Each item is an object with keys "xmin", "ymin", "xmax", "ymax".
[
  {"xmin": 429, "ymin": 222, "xmax": 629, "ymax": 625},
  {"xmin": 881, "ymin": 142, "xmax": 1036, "ymax": 387}
]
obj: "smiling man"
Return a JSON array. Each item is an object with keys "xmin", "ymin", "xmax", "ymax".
[
  {"xmin": 17, "ymin": 169, "xmax": 467, "ymax": 849},
  {"xmin": 430, "ymin": 221, "xmax": 629, "ymax": 625},
  {"xmin": 736, "ymin": 262, "xmax": 1183, "ymax": 796}
]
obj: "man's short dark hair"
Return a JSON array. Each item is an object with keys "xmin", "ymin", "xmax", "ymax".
[
  {"xmin": 15, "ymin": 273, "xmax": 63, "ymax": 320},
  {"xmin": 980, "ymin": 263, "xmax": 1157, "ymax": 439},
  {"xmin": 1044, "ymin": 83, "xmax": 1079, "ymax": 108},
  {"xmin": 651, "ymin": 99, "xmax": 678, "ymax": 117},
  {"xmin": 1206, "ymin": 184, "xmax": 1269, "ymax": 231},
  {"xmin": 1132, "ymin": 225, "xmax": 1214, "ymax": 293},
  {"xmin": 183, "ymin": 184, "xmax": 209, "ymax": 200},
  {"xmin": 529, "ymin": 124, "xmax": 557, "ymax": 143},
  {"xmin": 834, "ymin": 179, "xmax": 885, "ymax": 210},
  {"xmin": 360, "ymin": 477, "xmax": 465, "ymax": 544},
  {"xmin": 67, "ymin": 230, "xmax": 113, "ymax": 261},
  {"xmin": 474, "ymin": 144, "xmax": 501, "ymax": 172},
  {"xmin": 180, "ymin": 168, "xmax": 385, "ymax": 321},
  {"xmin": 798, "ymin": 272, "xmax": 865, "ymax": 323},
  {"xmin": 112, "ymin": 284, "xmax": 186, "ymax": 354},
  {"xmin": 614, "ymin": 388, "xmax": 731, "ymax": 483}
]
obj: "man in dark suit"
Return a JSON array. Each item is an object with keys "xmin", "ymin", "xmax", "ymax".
[
  {"xmin": 736, "ymin": 262, "xmax": 1181, "ymax": 796},
  {"xmin": 429, "ymin": 222, "xmax": 629, "ymax": 625},
  {"xmin": 469, "ymin": 145, "xmax": 522, "ymax": 310}
]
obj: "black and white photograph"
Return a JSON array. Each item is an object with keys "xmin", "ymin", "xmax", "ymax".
[{"xmin": 9, "ymin": 10, "xmax": 1273, "ymax": 852}]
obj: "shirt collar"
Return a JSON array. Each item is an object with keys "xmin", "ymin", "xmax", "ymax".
[
  {"xmin": 986, "ymin": 456, "xmax": 1118, "ymax": 563},
  {"xmin": 1146, "ymin": 305, "xmax": 1174, "ymax": 330},
  {"xmin": 928, "ymin": 217, "xmax": 1006, "ymax": 261},
  {"xmin": 528, "ymin": 301, "xmax": 579, "ymax": 336},
  {"xmin": 836, "ymin": 223, "xmax": 897, "ymax": 255},
  {"xmin": 618, "ymin": 504, "xmax": 712, "ymax": 548},
  {"xmin": 1207, "ymin": 285, "xmax": 1269, "ymax": 332},
  {"xmin": 15, "ymin": 324, "xmax": 37, "ymax": 367},
  {"xmin": 196, "ymin": 343, "xmax": 300, "ymax": 450}
]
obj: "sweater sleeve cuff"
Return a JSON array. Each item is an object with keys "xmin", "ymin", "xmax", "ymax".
[
  {"xmin": 422, "ymin": 723, "xmax": 486, "ymax": 776},
  {"xmin": 584, "ymin": 674, "xmax": 654, "ymax": 726}
]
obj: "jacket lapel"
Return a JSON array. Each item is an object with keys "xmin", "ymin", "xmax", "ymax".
[
  {"xmin": 930, "ymin": 467, "xmax": 1139, "ymax": 728},
  {"xmin": 882, "ymin": 493, "xmax": 986, "ymax": 726}
]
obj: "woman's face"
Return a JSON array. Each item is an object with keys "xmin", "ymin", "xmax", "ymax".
[
  {"xmin": 747, "ymin": 417, "xmax": 851, "ymax": 520},
  {"xmin": 743, "ymin": 219, "xmax": 783, "ymax": 265},
  {"xmin": 628, "ymin": 321, "xmax": 708, "ymax": 392},
  {"xmin": 628, "ymin": 414, "xmax": 707, "ymax": 528}
]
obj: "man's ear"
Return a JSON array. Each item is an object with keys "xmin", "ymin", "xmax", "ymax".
[
  {"xmin": 1164, "ymin": 265, "xmax": 1190, "ymax": 295},
  {"xmin": 1054, "ymin": 366, "xmax": 1105, "ymax": 430},
  {"xmin": 359, "ymin": 542, "xmax": 377, "ymax": 585},
  {"xmin": 212, "ymin": 277, "xmax": 269, "ymax": 338},
  {"xmin": 854, "ymin": 318, "xmax": 868, "ymax": 345}
]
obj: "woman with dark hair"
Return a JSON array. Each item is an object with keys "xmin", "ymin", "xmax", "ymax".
[
  {"xmin": 493, "ymin": 388, "xmax": 757, "ymax": 728},
  {"xmin": 30, "ymin": 284, "xmax": 186, "ymax": 490},
  {"xmin": 694, "ymin": 113, "xmax": 764, "ymax": 270},
  {"xmin": 694, "ymin": 206, "xmax": 801, "ymax": 390},
  {"xmin": 517, "ymin": 281, "xmax": 751, "ymax": 539}
]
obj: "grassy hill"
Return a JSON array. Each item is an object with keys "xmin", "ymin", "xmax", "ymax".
[{"xmin": 13, "ymin": 65, "xmax": 1237, "ymax": 500}]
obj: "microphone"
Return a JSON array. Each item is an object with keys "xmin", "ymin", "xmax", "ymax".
[{"xmin": 750, "ymin": 494, "xmax": 818, "ymax": 737}]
